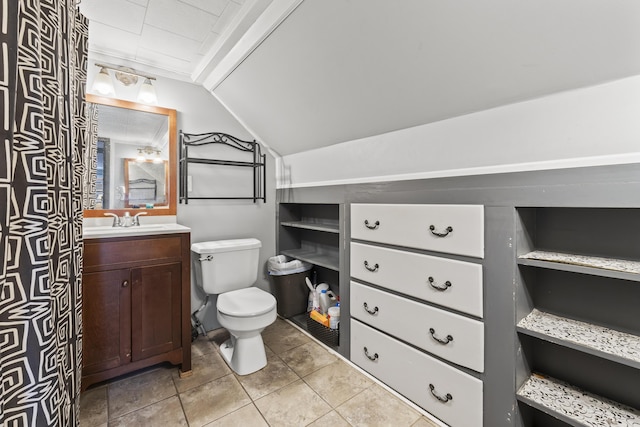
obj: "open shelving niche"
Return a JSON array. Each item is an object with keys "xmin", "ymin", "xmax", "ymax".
[
  {"xmin": 515, "ymin": 207, "xmax": 640, "ymax": 427},
  {"xmin": 277, "ymin": 203, "xmax": 346, "ymax": 356}
]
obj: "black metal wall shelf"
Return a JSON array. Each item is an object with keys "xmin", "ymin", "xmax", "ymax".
[{"xmin": 179, "ymin": 131, "xmax": 266, "ymax": 204}]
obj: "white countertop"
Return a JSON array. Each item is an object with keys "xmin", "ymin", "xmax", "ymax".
[{"xmin": 83, "ymin": 223, "xmax": 190, "ymax": 239}]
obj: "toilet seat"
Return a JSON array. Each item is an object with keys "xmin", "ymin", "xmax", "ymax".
[{"xmin": 217, "ymin": 287, "xmax": 276, "ymax": 317}]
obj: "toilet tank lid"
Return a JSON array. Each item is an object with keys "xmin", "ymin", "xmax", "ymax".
[{"xmin": 191, "ymin": 238, "xmax": 261, "ymax": 254}]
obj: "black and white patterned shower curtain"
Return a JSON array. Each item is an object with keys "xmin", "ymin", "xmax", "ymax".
[{"xmin": 0, "ymin": 0, "xmax": 88, "ymax": 425}]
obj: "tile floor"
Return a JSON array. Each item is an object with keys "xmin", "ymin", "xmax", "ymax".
[{"xmin": 80, "ymin": 318, "xmax": 441, "ymax": 427}]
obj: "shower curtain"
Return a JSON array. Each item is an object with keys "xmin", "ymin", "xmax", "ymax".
[{"xmin": 0, "ymin": 0, "xmax": 88, "ymax": 425}]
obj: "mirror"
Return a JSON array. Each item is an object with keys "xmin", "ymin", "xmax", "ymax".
[
  {"xmin": 124, "ymin": 159, "xmax": 168, "ymax": 207},
  {"xmin": 84, "ymin": 94, "xmax": 177, "ymax": 217}
]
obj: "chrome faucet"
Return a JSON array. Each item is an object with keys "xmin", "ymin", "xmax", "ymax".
[
  {"xmin": 104, "ymin": 211, "xmax": 147, "ymax": 227},
  {"xmin": 104, "ymin": 212, "xmax": 121, "ymax": 227},
  {"xmin": 133, "ymin": 212, "xmax": 147, "ymax": 226}
]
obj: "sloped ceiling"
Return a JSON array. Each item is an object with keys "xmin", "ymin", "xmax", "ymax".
[{"xmin": 212, "ymin": 0, "xmax": 640, "ymax": 156}]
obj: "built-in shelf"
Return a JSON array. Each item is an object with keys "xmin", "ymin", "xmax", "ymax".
[
  {"xmin": 517, "ymin": 309, "xmax": 640, "ymax": 369},
  {"xmin": 518, "ymin": 250, "xmax": 640, "ymax": 282},
  {"xmin": 517, "ymin": 373, "xmax": 640, "ymax": 427},
  {"xmin": 280, "ymin": 248, "xmax": 339, "ymax": 271},
  {"xmin": 280, "ymin": 221, "xmax": 339, "ymax": 234}
]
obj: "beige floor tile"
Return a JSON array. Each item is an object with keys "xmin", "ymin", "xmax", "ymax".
[
  {"xmin": 172, "ymin": 350, "xmax": 231, "ymax": 393},
  {"xmin": 279, "ymin": 341, "xmax": 337, "ymax": 377},
  {"xmin": 337, "ymin": 384, "xmax": 421, "ymax": 427},
  {"xmin": 412, "ymin": 416, "xmax": 441, "ymax": 427},
  {"xmin": 307, "ymin": 410, "xmax": 352, "ymax": 426},
  {"xmin": 254, "ymin": 379, "xmax": 332, "ymax": 427},
  {"xmin": 79, "ymin": 386, "xmax": 107, "ymax": 427},
  {"xmin": 234, "ymin": 347, "xmax": 300, "ymax": 400},
  {"xmin": 191, "ymin": 334, "xmax": 218, "ymax": 358},
  {"xmin": 108, "ymin": 395, "xmax": 187, "ymax": 427},
  {"xmin": 180, "ymin": 373, "xmax": 251, "ymax": 427},
  {"xmin": 107, "ymin": 367, "xmax": 176, "ymax": 419},
  {"xmin": 262, "ymin": 318, "xmax": 310, "ymax": 354},
  {"xmin": 204, "ymin": 403, "xmax": 268, "ymax": 427},
  {"xmin": 304, "ymin": 360, "xmax": 373, "ymax": 407},
  {"xmin": 207, "ymin": 327, "xmax": 231, "ymax": 347}
]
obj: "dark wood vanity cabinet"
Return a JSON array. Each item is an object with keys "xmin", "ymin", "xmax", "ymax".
[{"xmin": 81, "ymin": 232, "xmax": 191, "ymax": 390}]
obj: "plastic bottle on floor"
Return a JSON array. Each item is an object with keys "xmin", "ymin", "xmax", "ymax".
[{"xmin": 319, "ymin": 289, "xmax": 331, "ymax": 314}]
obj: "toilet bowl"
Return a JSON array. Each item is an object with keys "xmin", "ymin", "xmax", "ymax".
[
  {"xmin": 217, "ymin": 287, "xmax": 277, "ymax": 375},
  {"xmin": 191, "ymin": 238, "xmax": 277, "ymax": 375}
]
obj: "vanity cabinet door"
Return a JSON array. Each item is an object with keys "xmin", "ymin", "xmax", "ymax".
[
  {"xmin": 82, "ymin": 269, "xmax": 132, "ymax": 375},
  {"xmin": 131, "ymin": 262, "xmax": 182, "ymax": 361}
]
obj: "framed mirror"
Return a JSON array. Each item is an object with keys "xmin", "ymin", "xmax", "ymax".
[
  {"xmin": 84, "ymin": 94, "xmax": 177, "ymax": 217},
  {"xmin": 123, "ymin": 158, "xmax": 169, "ymax": 208}
]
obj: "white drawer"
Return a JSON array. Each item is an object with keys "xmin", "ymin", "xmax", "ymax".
[
  {"xmin": 351, "ymin": 204, "xmax": 484, "ymax": 258},
  {"xmin": 350, "ymin": 282, "xmax": 484, "ymax": 372},
  {"xmin": 351, "ymin": 242, "xmax": 483, "ymax": 318},
  {"xmin": 351, "ymin": 319, "xmax": 483, "ymax": 427}
]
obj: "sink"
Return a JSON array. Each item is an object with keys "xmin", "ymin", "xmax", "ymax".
[{"xmin": 83, "ymin": 223, "xmax": 190, "ymax": 239}]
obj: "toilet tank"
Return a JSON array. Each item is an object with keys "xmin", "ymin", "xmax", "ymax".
[{"xmin": 191, "ymin": 238, "xmax": 262, "ymax": 294}]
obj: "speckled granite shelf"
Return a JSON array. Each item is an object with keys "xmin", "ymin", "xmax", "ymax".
[
  {"xmin": 519, "ymin": 250, "xmax": 640, "ymax": 275},
  {"xmin": 517, "ymin": 373, "xmax": 640, "ymax": 427},
  {"xmin": 517, "ymin": 309, "xmax": 640, "ymax": 369}
]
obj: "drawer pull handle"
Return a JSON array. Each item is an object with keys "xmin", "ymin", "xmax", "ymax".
[
  {"xmin": 429, "ymin": 225, "xmax": 453, "ymax": 237},
  {"xmin": 122, "ymin": 280, "xmax": 129, "ymax": 288},
  {"xmin": 429, "ymin": 328, "xmax": 453, "ymax": 345},
  {"xmin": 428, "ymin": 276, "xmax": 451, "ymax": 291},
  {"xmin": 363, "ymin": 302, "xmax": 379, "ymax": 315},
  {"xmin": 364, "ymin": 220, "xmax": 380, "ymax": 230},
  {"xmin": 364, "ymin": 261, "xmax": 379, "ymax": 272},
  {"xmin": 429, "ymin": 384, "xmax": 453, "ymax": 403},
  {"xmin": 364, "ymin": 347, "xmax": 379, "ymax": 361}
]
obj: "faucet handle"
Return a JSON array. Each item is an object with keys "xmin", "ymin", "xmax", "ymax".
[
  {"xmin": 133, "ymin": 211, "xmax": 148, "ymax": 226},
  {"xmin": 104, "ymin": 212, "xmax": 121, "ymax": 227}
]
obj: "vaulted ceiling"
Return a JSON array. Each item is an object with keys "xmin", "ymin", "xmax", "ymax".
[{"xmin": 80, "ymin": 0, "xmax": 640, "ymax": 156}]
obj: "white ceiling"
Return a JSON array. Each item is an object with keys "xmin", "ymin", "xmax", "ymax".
[
  {"xmin": 80, "ymin": 0, "xmax": 640, "ymax": 157},
  {"xmin": 79, "ymin": 0, "xmax": 272, "ymax": 81}
]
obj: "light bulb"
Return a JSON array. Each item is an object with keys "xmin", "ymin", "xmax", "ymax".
[
  {"xmin": 92, "ymin": 67, "xmax": 114, "ymax": 95},
  {"xmin": 137, "ymin": 78, "xmax": 157, "ymax": 104}
]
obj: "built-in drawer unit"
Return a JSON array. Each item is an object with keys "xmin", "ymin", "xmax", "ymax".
[
  {"xmin": 351, "ymin": 281, "xmax": 484, "ymax": 372},
  {"xmin": 350, "ymin": 203, "xmax": 485, "ymax": 426},
  {"xmin": 351, "ymin": 242, "xmax": 483, "ymax": 317},
  {"xmin": 351, "ymin": 203, "xmax": 484, "ymax": 258},
  {"xmin": 351, "ymin": 319, "xmax": 483, "ymax": 427}
]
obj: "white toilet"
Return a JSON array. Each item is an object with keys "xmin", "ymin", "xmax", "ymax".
[{"xmin": 191, "ymin": 238, "xmax": 277, "ymax": 375}]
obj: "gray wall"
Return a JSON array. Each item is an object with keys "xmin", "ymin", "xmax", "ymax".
[
  {"xmin": 86, "ymin": 63, "xmax": 278, "ymax": 331},
  {"xmin": 164, "ymin": 80, "xmax": 277, "ymax": 331}
]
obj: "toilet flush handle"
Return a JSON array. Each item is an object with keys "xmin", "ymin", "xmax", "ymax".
[{"xmin": 199, "ymin": 255, "xmax": 213, "ymax": 261}]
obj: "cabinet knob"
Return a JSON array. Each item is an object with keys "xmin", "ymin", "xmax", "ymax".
[
  {"xmin": 428, "ymin": 276, "xmax": 452, "ymax": 291},
  {"xmin": 364, "ymin": 219, "xmax": 380, "ymax": 230},
  {"xmin": 429, "ymin": 384, "xmax": 453, "ymax": 403},
  {"xmin": 122, "ymin": 280, "xmax": 129, "ymax": 287},
  {"xmin": 429, "ymin": 225, "xmax": 453, "ymax": 237},
  {"xmin": 363, "ymin": 302, "xmax": 379, "ymax": 315},
  {"xmin": 429, "ymin": 327, "xmax": 453, "ymax": 345},
  {"xmin": 364, "ymin": 260, "xmax": 379, "ymax": 272}
]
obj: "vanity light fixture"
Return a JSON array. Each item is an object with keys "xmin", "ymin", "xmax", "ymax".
[
  {"xmin": 91, "ymin": 63, "xmax": 158, "ymax": 104},
  {"xmin": 136, "ymin": 146, "xmax": 162, "ymax": 162}
]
